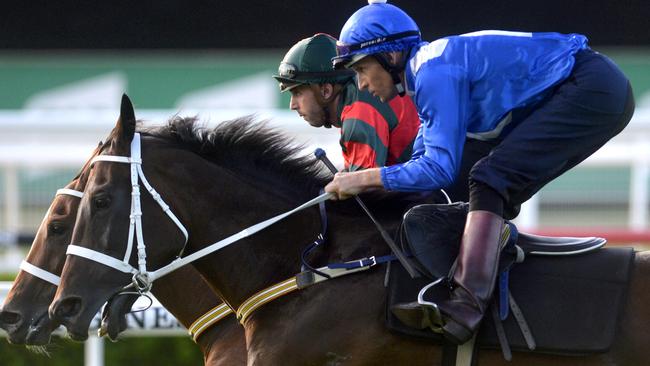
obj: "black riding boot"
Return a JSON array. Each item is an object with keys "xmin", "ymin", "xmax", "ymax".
[{"xmin": 437, "ymin": 210, "xmax": 504, "ymax": 344}]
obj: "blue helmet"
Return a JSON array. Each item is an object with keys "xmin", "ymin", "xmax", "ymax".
[{"xmin": 332, "ymin": 0, "xmax": 421, "ymax": 69}]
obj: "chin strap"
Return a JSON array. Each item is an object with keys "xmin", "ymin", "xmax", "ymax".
[
  {"xmin": 373, "ymin": 53, "xmax": 408, "ymax": 97},
  {"xmin": 322, "ymin": 108, "xmax": 333, "ymax": 129}
]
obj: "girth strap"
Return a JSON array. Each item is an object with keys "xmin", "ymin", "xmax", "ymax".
[
  {"xmin": 236, "ymin": 254, "xmax": 396, "ymax": 324},
  {"xmin": 237, "ymin": 278, "xmax": 299, "ymax": 323},
  {"xmin": 188, "ymin": 303, "xmax": 234, "ymax": 342}
]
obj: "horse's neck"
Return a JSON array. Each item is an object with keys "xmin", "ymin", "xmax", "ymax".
[
  {"xmin": 326, "ymin": 204, "xmax": 404, "ymax": 260},
  {"xmin": 150, "ymin": 144, "xmax": 403, "ymax": 312},
  {"xmin": 154, "ymin": 150, "xmax": 321, "ymax": 307}
]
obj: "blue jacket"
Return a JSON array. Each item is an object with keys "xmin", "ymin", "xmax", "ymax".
[{"xmin": 381, "ymin": 31, "xmax": 589, "ymax": 191}]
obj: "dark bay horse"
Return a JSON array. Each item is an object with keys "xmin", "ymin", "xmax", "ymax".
[
  {"xmin": 0, "ymin": 141, "xmax": 245, "ymax": 365},
  {"xmin": 50, "ymin": 95, "xmax": 649, "ymax": 365}
]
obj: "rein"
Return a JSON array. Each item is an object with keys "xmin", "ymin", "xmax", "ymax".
[
  {"xmin": 65, "ymin": 132, "xmax": 333, "ymax": 292},
  {"xmin": 64, "ymin": 132, "xmax": 400, "ymax": 326}
]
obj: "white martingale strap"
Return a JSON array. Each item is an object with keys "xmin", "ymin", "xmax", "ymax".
[
  {"xmin": 149, "ymin": 191, "xmax": 333, "ymax": 282},
  {"xmin": 20, "ymin": 260, "xmax": 61, "ymax": 286},
  {"xmin": 188, "ymin": 303, "xmax": 234, "ymax": 342}
]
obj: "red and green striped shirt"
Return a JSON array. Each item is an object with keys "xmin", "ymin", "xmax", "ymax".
[{"xmin": 336, "ymin": 80, "xmax": 420, "ymax": 171}]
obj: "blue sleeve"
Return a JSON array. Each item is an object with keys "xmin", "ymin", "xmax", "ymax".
[
  {"xmin": 381, "ymin": 60, "xmax": 469, "ymax": 192},
  {"xmin": 410, "ymin": 123, "xmax": 424, "ymax": 159}
]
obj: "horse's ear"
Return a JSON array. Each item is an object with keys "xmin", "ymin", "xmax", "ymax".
[{"xmin": 117, "ymin": 94, "xmax": 136, "ymax": 142}]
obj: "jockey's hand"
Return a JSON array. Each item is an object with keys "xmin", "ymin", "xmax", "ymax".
[{"xmin": 325, "ymin": 168, "xmax": 383, "ymax": 200}]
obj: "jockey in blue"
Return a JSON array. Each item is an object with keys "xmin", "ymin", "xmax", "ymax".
[{"xmin": 325, "ymin": 0, "xmax": 634, "ymax": 344}]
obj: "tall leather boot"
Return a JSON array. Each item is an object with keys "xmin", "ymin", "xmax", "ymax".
[{"xmin": 438, "ymin": 210, "xmax": 504, "ymax": 344}]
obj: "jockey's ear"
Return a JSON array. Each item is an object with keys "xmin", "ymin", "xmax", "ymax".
[
  {"xmin": 116, "ymin": 93, "xmax": 136, "ymax": 144},
  {"xmin": 386, "ymin": 51, "xmax": 405, "ymax": 67},
  {"xmin": 319, "ymin": 83, "xmax": 335, "ymax": 100}
]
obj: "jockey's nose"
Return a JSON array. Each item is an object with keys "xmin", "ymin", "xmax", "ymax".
[
  {"xmin": 357, "ymin": 76, "xmax": 368, "ymax": 91},
  {"xmin": 289, "ymin": 95, "xmax": 299, "ymax": 111}
]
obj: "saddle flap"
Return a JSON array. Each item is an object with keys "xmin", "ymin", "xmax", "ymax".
[
  {"xmin": 385, "ymin": 247, "xmax": 635, "ymax": 355},
  {"xmin": 400, "ymin": 203, "xmax": 468, "ymax": 279},
  {"xmin": 400, "ymin": 203, "xmax": 608, "ymax": 281},
  {"xmin": 517, "ymin": 232, "xmax": 606, "ymax": 255}
]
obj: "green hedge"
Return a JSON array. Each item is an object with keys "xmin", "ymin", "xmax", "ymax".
[
  {"xmin": 0, "ymin": 273, "xmax": 16, "ymax": 281},
  {"xmin": 0, "ymin": 336, "xmax": 204, "ymax": 366}
]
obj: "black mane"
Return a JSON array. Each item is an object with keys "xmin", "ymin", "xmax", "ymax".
[
  {"xmin": 142, "ymin": 115, "xmax": 330, "ymax": 199},
  {"xmin": 141, "ymin": 115, "xmax": 443, "ymax": 212}
]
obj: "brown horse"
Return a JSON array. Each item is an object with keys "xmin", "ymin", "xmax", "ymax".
[
  {"xmin": 0, "ymin": 140, "xmax": 245, "ymax": 365},
  {"xmin": 50, "ymin": 95, "xmax": 649, "ymax": 365}
]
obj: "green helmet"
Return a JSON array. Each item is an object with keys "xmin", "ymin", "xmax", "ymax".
[{"xmin": 273, "ymin": 33, "xmax": 355, "ymax": 92}]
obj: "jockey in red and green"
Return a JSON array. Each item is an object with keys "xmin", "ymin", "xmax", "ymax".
[{"xmin": 273, "ymin": 33, "xmax": 420, "ymax": 171}]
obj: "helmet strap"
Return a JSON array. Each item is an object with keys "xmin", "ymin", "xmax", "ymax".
[{"xmin": 373, "ymin": 53, "xmax": 407, "ymax": 97}]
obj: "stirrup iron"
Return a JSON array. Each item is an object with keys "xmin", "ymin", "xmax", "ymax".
[{"xmin": 417, "ymin": 277, "xmax": 449, "ymax": 330}]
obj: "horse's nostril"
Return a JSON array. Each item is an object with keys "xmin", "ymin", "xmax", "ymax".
[
  {"xmin": 0, "ymin": 310, "xmax": 22, "ymax": 326},
  {"xmin": 53, "ymin": 297, "xmax": 83, "ymax": 320}
]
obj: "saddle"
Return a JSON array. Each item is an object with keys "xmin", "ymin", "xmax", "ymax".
[{"xmin": 386, "ymin": 203, "xmax": 634, "ymax": 358}]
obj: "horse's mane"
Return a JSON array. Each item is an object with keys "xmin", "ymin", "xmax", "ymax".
[
  {"xmin": 141, "ymin": 115, "xmax": 330, "ymax": 199},
  {"xmin": 140, "ymin": 115, "xmax": 443, "ymax": 213},
  {"xmin": 72, "ymin": 141, "xmax": 105, "ymax": 184}
]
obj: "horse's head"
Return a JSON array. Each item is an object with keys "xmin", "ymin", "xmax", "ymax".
[
  {"xmin": 0, "ymin": 140, "xmax": 110, "ymax": 345},
  {"xmin": 49, "ymin": 95, "xmax": 187, "ymax": 341},
  {"xmin": 0, "ymin": 181, "xmax": 82, "ymax": 345}
]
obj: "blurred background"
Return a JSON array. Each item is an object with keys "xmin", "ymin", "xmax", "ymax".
[{"xmin": 1, "ymin": 0, "xmax": 649, "ymax": 364}]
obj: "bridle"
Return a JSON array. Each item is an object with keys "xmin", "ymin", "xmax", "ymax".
[
  {"xmin": 18, "ymin": 170, "xmax": 237, "ymax": 341},
  {"xmin": 66, "ymin": 133, "xmax": 332, "ymax": 294},
  {"xmin": 18, "ymin": 188, "xmax": 84, "ymax": 286}
]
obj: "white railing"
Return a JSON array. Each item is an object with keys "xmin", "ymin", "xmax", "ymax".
[
  {"xmin": 1, "ymin": 107, "xmax": 650, "ymax": 236},
  {"xmin": 0, "ymin": 108, "xmax": 342, "ymax": 238},
  {"xmin": 1, "ymin": 108, "xmax": 650, "ymax": 364},
  {"xmin": 515, "ymin": 109, "xmax": 650, "ymax": 231}
]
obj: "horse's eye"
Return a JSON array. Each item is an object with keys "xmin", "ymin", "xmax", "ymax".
[
  {"xmin": 48, "ymin": 222, "xmax": 66, "ymax": 235},
  {"xmin": 93, "ymin": 195, "xmax": 112, "ymax": 209}
]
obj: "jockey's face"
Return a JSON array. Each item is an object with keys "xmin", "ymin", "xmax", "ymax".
[
  {"xmin": 352, "ymin": 56, "xmax": 397, "ymax": 102},
  {"xmin": 289, "ymin": 84, "xmax": 329, "ymax": 128}
]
